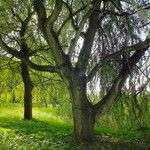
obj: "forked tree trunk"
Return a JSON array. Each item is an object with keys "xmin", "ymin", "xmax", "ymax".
[{"xmin": 21, "ymin": 62, "xmax": 33, "ymax": 120}]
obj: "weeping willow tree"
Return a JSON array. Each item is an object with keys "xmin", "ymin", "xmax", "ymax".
[{"xmin": 0, "ymin": 0, "xmax": 150, "ymax": 142}]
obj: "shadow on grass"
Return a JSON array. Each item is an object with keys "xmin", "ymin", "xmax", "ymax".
[
  {"xmin": 0, "ymin": 118, "xmax": 72, "ymax": 134},
  {"xmin": 0, "ymin": 117, "xmax": 149, "ymax": 150},
  {"xmin": 0, "ymin": 117, "xmax": 79, "ymax": 150}
]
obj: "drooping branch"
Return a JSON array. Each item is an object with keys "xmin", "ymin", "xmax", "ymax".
[
  {"xmin": 135, "ymin": 64, "xmax": 150, "ymax": 80},
  {"xmin": 93, "ymin": 44, "xmax": 149, "ymax": 116},
  {"xmin": 87, "ymin": 38, "xmax": 150, "ymax": 82},
  {"xmin": 135, "ymin": 79, "xmax": 150, "ymax": 96},
  {"xmin": 110, "ymin": 0, "xmax": 123, "ymax": 12},
  {"xmin": 101, "ymin": 2, "xmax": 150, "ymax": 17}
]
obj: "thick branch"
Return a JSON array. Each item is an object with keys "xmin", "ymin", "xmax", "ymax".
[
  {"xmin": 25, "ymin": 58, "xmax": 57, "ymax": 72},
  {"xmin": 23, "ymin": 10, "xmax": 34, "ymax": 33},
  {"xmin": 68, "ymin": 8, "xmax": 94, "ymax": 57},
  {"xmin": 76, "ymin": 2, "xmax": 100, "ymax": 71},
  {"xmin": 0, "ymin": 37, "xmax": 21, "ymax": 59},
  {"xmin": 87, "ymin": 38, "xmax": 150, "ymax": 81},
  {"xmin": 62, "ymin": 1, "xmax": 78, "ymax": 30},
  {"xmin": 34, "ymin": 0, "xmax": 66, "ymax": 65},
  {"xmin": 0, "ymin": 36, "xmax": 57, "ymax": 73},
  {"xmin": 93, "ymin": 45, "xmax": 148, "ymax": 116},
  {"xmin": 20, "ymin": 9, "xmax": 34, "ymax": 55},
  {"xmin": 68, "ymin": 0, "xmax": 100, "ymax": 58},
  {"xmin": 28, "ymin": 46, "xmax": 50, "ymax": 56},
  {"xmin": 34, "ymin": 0, "xmax": 47, "ymax": 31}
]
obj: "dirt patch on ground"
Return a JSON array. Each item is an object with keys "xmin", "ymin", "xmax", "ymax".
[{"xmin": 79, "ymin": 136, "xmax": 150, "ymax": 150}]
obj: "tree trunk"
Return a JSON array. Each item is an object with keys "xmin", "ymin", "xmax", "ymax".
[
  {"xmin": 72, "ymin": 102, "xmax": 95, "ymax": 142},
  {"xmin": 62, "ymin": 69, "xmax": 96, "ymax": 142},
  {"xmin": 21, "ymin": 62, "xmax": 33, "ymax": 120},
  {"xmin": 70, "ymin": 86, "xmax": 96, "ymax": 142}
]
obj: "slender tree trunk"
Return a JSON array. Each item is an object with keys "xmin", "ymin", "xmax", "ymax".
[{"xmin": 21, "ymin": 62, "xmax": 33, "ymax": 120}]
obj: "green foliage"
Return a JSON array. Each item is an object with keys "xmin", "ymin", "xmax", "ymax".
[
  {"xmin": 0, "ymin": 55, "xmax": 69, "ymax": 106},
  {"xmin": 97, "ymin": 92, "xmax": 150, "ymax": 133}
]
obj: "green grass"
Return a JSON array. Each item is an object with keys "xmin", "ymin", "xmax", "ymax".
[
  {"xmin": 0, "ymin": 104, "xmax": 77, "ymax": 150},
  {"xmin": 0, "ymin": 104, "xmax": 150, "ymax": 150}
]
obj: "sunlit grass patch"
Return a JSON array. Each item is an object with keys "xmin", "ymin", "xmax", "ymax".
[
  {"xmin": 0, "ymin": 103, "xmax": 71, "ymax": 123},
  {"xmin": 33, "ymin": 106, "xmax": 69, "ymax": 123}
]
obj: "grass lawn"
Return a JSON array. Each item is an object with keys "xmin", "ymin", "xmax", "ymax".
[{"xmin": 0, "ymin": 104, "xmax": 149, "ymax": 150}]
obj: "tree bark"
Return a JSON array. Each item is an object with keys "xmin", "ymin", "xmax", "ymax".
[
  {"xmin": 61, "ymin": 68, "xmax": 96, "ymax": 142},
  {"xmin": 71, "ymin": 88, "xmax": 95, "ymax": 142},
  {"xmin": 72, "ymin": 98, "xmax": 95, "ymax": 142},
  {"xmin": 21, "ymin": 62, "xmax": 33, "ymax": 120}
]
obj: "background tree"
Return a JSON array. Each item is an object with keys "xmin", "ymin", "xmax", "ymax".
[
  {"xmin": 0, "ymin": 0, "xmax": 150, "ymax": 142},
  {"xmin": 0, "ymin": 1, "xmax": 35, "ymax": 119}
]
